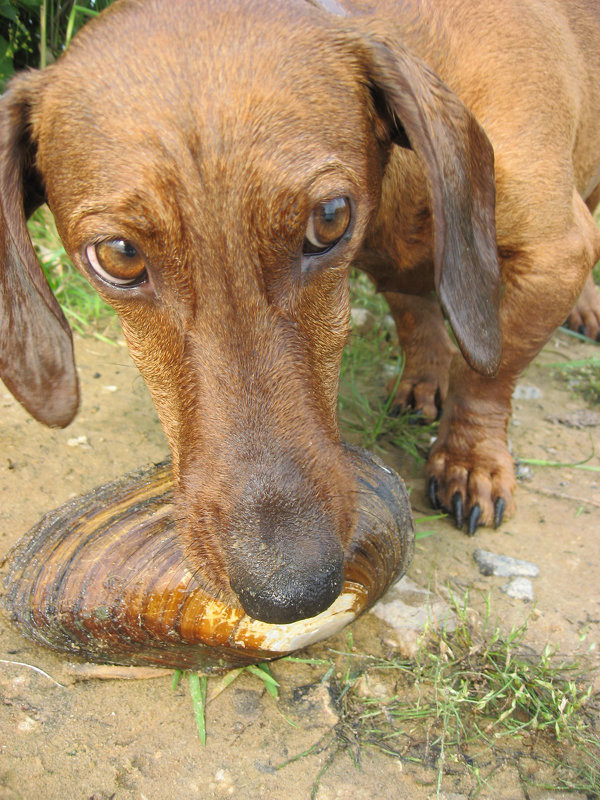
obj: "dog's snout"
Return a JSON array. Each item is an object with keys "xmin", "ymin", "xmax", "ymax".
[
  {"xmin": 229, "ymin": 544, "xmax": 344, "ymax": 625},
  {"xmin": 223, "ymin": 479, "xmax": 345, "ymax": 624}
]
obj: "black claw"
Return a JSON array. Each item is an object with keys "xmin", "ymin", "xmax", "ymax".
[
  {"xmin": 596, "ymin": 331, "xmax": 600, "ymax": 344},
  {"xmin": 467, "ymin": 504, "xmax": 481, "ymax": 536},
  {"xmin": 408, "ymin": 409, "xmax": 424, "ymax": 426},
  {"xmin": 578, "ymin": 324, "xmax": 587, "ymax": 336},
  {"xmin": 428, "ymin": 476, "xmax": 441, "ymax": 510},
  {"xmin": 452, "ymin": 491, "xmax": 464, "ymax": 530},
  {"xmin": 494, "ymin": 497, "xmax": 506, "ymax": 529},
  {"xmin": 388, "ymin": 403, "xmax": 402, "ymax": 419}
]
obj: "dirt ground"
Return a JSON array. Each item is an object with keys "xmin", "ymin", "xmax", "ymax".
[{"xmin": 0, "ymin": 327, "xmax": 598, "ymax": 800}]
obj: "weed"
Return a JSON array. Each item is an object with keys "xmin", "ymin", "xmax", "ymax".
[
  {"xmin": 549, "ymin": 356, "xmax": 600, "ymax": 405},
  {"xmin": 518, "ymin": 453, "xmax": 600, "ymax": 473},
  {"xmin": 174, "ymin": 662, "xmax": 280, "ymax": 744},
  {"xmin": 278, "ymin": 594, "xmax": 600, "ymax": 798},
  {"xmin": 340, "ymin": 269, "xmax": 437, "ymax": 464}
]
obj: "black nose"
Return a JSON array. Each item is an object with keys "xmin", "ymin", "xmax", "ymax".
[
  {"xmin": 223, "ymin": 482, "xmax": 345, "ymax": 624},
  {"xmin": 229, "ymin": 546, "xmax": 344, "ymax": 624}
]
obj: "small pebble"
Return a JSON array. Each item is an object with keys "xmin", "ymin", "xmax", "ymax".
[
  {"xmin": 66, "ymin": 435, "xmax": 89, "ymax": 448},
  {"xmin": 291, "ymin": 683, "xmax": 339, "ymax": 728},
  {"xmin": 512, "ymin": 384, "xmax": 542, "ymax": 400},
  {"xmin": 382, "ymin": 362, "xmax": 399, "ymax": 379},
  {"xmin": 350, "ymin": 307, "xmax": 375, "ymax": 335},
  {"xmin": 473, "ymin": 548, "xmax": 539, "ymax": 578},
  {"xmin": 547, "ymin": 410, "xmax": 599, "ymax": 429},
  {"xmin": 501, "ymin": 577, "xmax": 534, "ymax": 602},
  {"xmin": 382, "ymin": 314, "xmax": 399, "ymax": 344},
  {"xmin": 515, "ymin": 462, "xmax": 534, "ymax": 481},
  {"xmin": 371, "ymin": 577, "xmax": 456, "ymax": 633}
]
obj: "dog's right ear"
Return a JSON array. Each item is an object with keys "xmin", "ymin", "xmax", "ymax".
[{"xmin": 0, "ymin": 70, "xmax": 79, "ymax": 427}]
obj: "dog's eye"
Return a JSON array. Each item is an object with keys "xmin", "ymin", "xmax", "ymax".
[
  {"xmin": 86, "ymin": 240, "xmax": 147, "ymax": 287},
  {"xmin": 304, "ymin": 197, "xmax": 351, "ymax": 255}
]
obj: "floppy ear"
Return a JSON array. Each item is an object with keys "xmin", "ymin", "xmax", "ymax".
[
  {"xmin": 358, "ymin": 35, "xmax": 502, "ymax": 376},
  {"xmin": 0, "ymin": 71, "xmax": 79, "ymax": 427}
]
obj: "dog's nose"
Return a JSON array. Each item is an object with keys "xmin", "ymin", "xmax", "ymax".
[
  {"xmin": 224, "ymin": 488, "xmax": 345, "ymax": 624},
  {"xmin": 229, "ymin": 544, "xmax": 344, "ymax": 624}
]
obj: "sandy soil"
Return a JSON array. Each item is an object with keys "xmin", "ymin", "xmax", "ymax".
[{"xmin": 0, "ymin": 328, "xmax": 598, "ymax": 800}]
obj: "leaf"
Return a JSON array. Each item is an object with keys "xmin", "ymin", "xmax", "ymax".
[
  {"xmin": 246, "ymin": 663, "xmax": 279, "ymax": 698},
  {"xmin": 171, "ymin": 669, "xmax": 183, "ymax": 691},
  {"xmin": 0, "ymin": 2, "xmax": 18, "ymax": 23},
  {"xmin": 188, "ymin": 672, "xmax": 208, "ymax": 745}
]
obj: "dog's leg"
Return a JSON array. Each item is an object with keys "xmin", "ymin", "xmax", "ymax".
[
  {"xmin": 427, "ymin": 190, "xmax": 600, "ymax": 533},
  {"xmin": 384, "ymin": 291, "xmax": 457, "ymax": 422},
  {"xmin": 566, "ymin": 187, "xmax": 600, "ymax": 341},
  {"xmin": 568, "ymin": 273, "xmax": 600, "ymax": 341}
]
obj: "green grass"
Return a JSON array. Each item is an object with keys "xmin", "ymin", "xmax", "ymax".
[
  {"xmin": 340, "ymin": 269, "xmax": 437, "ymax": 465},
  {"xmin": 173, "ymin": 663, "xmax": 279, "ymax": 743},
  {"xmin": 170, "ymin": 598, "xmax": 599, "ymax": 800},
  {"xmin": 549, "ymin": 356, "xmax": 600, "ymax": 405},
  {"xmin": 276, "ymin": 599, "xmax": 600, "ymax": 799}
]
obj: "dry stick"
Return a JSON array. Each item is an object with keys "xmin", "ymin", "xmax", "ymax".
[{"xmin": 522, "ymin": 484, "xmax": 600, "ymax": 509}]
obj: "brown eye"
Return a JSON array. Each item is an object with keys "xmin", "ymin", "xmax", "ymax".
[
  {"xmin": 86, "ymin": 239, "xmax": 147, "ymax": 287},
  {"xmin": 304, "ymin": 197, "xmax": 351, "ymax": 255}
]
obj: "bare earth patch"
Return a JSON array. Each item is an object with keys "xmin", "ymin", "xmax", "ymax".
[{"xmin": 0, "ymin": 330, "xmax": 598, "ymax": 800}]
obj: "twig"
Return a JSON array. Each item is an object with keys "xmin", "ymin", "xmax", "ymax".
[
  {"xmin": 522, "ymin": 485, "xmax": 600, "ymax": 509},
  {"xmin": 0, "ymin": 659, "xmax": 65, "ymax": 688}
]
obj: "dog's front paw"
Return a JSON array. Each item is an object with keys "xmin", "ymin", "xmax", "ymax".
[
  {"xmin": 387, "ymin": 337, "xmax": 456, "ymax": 423},
  {"xmin": 426, "ymin": 427, "xmax": 516, "ymax": 535},
  {"xmin": 566, "ymin": 273, "xmax": 600, "ymax": 341},
  {"xmin": 384, "ymin": 292, "xmax": 457, "ymax": 422},
  {"xmin": 387, "ymin": 365, "xmax": 446, "ymax": 422}
]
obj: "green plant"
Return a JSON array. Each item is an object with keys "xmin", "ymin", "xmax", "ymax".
[
  {"xmin": 173, "ymin": 663, "xmax": 280, "ymax": 744},
  {"xmin": 339, "ymin": 269, "xmax": 437, "ymax": 464},
  {"xmin": 549, "ymin": 356, "xmax": 600, "ymax": 405},
  {"xmin": 278, "ymin": 596, "xmax": 600, "ymax": 798},
  {"xmin": 0, "ymin": 0, "xmax": 113, "ymax": 89}
]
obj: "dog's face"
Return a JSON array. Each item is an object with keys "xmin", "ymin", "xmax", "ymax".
[{"xmin": 0, "ymin": 0, "xmax": 501, "ymax": 623}]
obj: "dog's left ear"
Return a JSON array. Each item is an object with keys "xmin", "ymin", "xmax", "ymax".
[
  {"xmin": 357, "ymin": 34, "xmax": 503, "ymax": 377},
  {"xmin": 0, "ymin": 70, "xmax": 79, "ymax": 427}
]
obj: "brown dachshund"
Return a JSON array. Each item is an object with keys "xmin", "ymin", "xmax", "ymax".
[{"xmin": 0, "ymin": 0, "xmax": 599, "ymax": 623}]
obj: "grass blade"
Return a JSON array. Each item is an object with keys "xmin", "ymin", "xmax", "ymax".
[{"xmin": 188, "ymin": 672, "xmax": 208, "ymax": 745}]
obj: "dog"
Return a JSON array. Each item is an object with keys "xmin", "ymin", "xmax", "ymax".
[{"xmin": 0, "ymin": 0, "xmax": 599, "ymax": 624}]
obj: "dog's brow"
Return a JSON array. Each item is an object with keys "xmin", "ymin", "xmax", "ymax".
[{"xmin": 306, "ymin": 159, "xmax": 361, "ymax": 189}]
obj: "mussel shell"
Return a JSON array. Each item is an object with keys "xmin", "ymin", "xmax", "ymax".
[{"xmin": 1, "ymin": 446, "xmax": 413, "ymax": 671}]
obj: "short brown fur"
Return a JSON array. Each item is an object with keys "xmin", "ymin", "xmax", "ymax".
[{"xmin": 0, "ymin": 0, "xmax": 599, "ymax": 618}]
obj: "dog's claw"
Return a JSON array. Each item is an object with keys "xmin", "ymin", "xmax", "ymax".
[
  {"xmin": 494, "ymin": 497, "xmax": 506, "ymax": 528},
  {"xmin": 451, "ymin": 491, "xmax": 463, "ymax": 529},
  {"xmin": 428, "ymin": 476, "xmax": 441, "ymax": 510},
  {"xmin": 388, "ymin": 403, "xmax": 402, "ymax": 419},
  {"xmin": 467, "ymin": 504, "xmax": 481, "ymax": 536}
]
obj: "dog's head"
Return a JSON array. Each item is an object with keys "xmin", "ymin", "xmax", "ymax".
[{"xmin": 0, "ymin": 0, "xmax": 501, "ymax": 623}]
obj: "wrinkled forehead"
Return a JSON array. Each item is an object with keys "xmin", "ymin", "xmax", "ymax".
[{"xmin": 33, "ymin": 0, "xmax": 375, "ymax": 222}]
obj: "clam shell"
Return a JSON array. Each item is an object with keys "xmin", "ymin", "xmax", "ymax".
[{"xmin": 0, "ymin": 446, "xmax": 413, "ymax": 671}]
